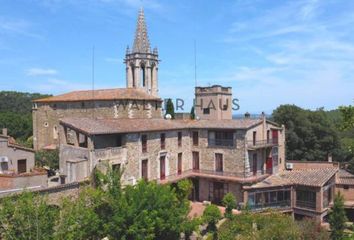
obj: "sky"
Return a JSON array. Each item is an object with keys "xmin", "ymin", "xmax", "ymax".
[{"xmin": 0, "ymin": 0, "xmax": 354, "ymax": 114}]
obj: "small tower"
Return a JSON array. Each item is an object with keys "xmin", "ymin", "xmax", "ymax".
[
  {"xmin": 125, "ymin": 8, "xmax": 159, "ymax": 96},
  {"xmin": 194, "ymin": 85, "xmax": 233, "ymax": 120}
]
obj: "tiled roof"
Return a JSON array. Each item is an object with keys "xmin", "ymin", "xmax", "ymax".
[
  {"xmin": 337, "ymin": 169, "xmax": 354, "ymax": 185},
  {"xmin": 59, "ymin": 117, "xmax": 263, "ymax": 135},
  {"xmin": 247, "ymin": 168, "xmax": 338, "ymax": 189},
  {"xmin": 280, "ymin": 168, "xmax": 337, "ymax": 187},
  {"xmin": 245, "ymin": 174, "xmax": 293, "ymax": 189},
  {"xmin": 33, "ymin": 88, "xmax": 161, "ymax": 103}
]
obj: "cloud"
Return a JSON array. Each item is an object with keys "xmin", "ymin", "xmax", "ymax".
[
  {"xmin": 0, "ymin": 18, "xmax": 42, "ymax": 39},
  {"xmin": 26, "ymin": 68, "xmax": 58, "ymax": 76}
]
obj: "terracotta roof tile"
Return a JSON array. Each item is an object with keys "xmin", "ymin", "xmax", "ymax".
[
  {"xmin": 33, "ymin": 88, "xmax": 161, "ymax": 103},
  {"xmin": 337, "ymin": 169, "xmax": 354, "ymax": 185},
  {"xmin": 247, "ymin": 168, "xmax": 338, "ymax": 189},
  {"xmin": 280, "ymin": 168, "xmax": 337, "ymax": 187},
  {"xmin": 59, "ymin": 117, "xmax": 263, "ymax": 135}
]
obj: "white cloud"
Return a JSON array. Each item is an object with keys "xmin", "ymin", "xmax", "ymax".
[
  {"xmin": 26, "ymin": 68, "xmax": 58, "ymax": 76},
  {"xmin": 0, "ymin": 18, "xmax": 42, "ymax": 39}
]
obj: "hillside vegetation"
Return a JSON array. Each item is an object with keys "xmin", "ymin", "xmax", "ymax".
[{"xmin": 0, "ymin": 91, "xmax": 50, "ymax": 147}]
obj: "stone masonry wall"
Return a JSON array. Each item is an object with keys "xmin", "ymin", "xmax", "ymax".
[{"xmin": 33, "ymin": 100, "xmax": 162, "ymax": 150}]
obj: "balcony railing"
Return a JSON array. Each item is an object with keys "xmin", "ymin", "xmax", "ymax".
[
  {"xmin": 192, "ymin": 169, "xmax": 247, "ymax": 178},
  {"xmin": 249, "ymin": 200, "xmax": 291, "ymax": 211},
  {"xmin": 247, "ymin": 138, "xmax": 278, "ymax": 148},
  {"xmin": 296, "ymin": 200, "xmax": 316, "ymax": 210},
  {"xmin": 208, "ymin": 138, "xmax": 234, "ymax": 147},
  {"xmin": 94, "ymin": 147, "xmax": 126, "ymax": 161}
]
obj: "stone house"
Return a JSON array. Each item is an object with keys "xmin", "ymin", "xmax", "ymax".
[
  {"xmin": 0, "ymin": 129, "xmax": 47, "ymax": 193},
  {"xmin": 58, "ymin": 114, "xmax": 285, "ymax": 205}
]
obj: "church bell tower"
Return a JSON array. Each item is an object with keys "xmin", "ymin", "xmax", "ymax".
[{"xmin": 125, "ymin": 8, "xmax": 159, "ymax": 96}]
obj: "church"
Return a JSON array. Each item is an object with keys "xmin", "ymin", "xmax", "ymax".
[{"xmin": 32, "ymin": 9, "xmax": 342, "ymax": 222}]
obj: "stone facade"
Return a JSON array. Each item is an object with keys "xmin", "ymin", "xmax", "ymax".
[
  {"xmin": 33, "ymin": 99, "xmax": 162, "ymax": 150},
  {"xmin": 58, "ymin": 116, "xmax": 285, "ymax": 207},
  {"xmin": 195, "ymin": 85, "xmax": 233, "ymax": 120}
]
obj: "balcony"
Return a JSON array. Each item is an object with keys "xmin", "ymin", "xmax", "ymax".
[
  {"xmin": 296, "ymin": 200, "xmax": 316, "ymax": 210},
  {"xmin": 249, "ymin": 200, "xmax": 291, "ymax": 211},
  {"xmin": 247, "ymin": 138, "xmax": 278, "ymax": 149},
  {"xmin": 208, "ymin": 138, "xmax": 234, "ymax": 147},
  {"xmin": 157, "ymin": 169, "xmax": 268, "ymax": 184},
  {"xmin": 94, "ymin": 147, "xmax": 127, "ymax": 162}
]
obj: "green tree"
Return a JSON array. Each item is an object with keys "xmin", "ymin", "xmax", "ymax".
[
  {"xmin": 165, "ymin": 98, "xmax": 175, "ymax": 119},
  {"xmin": 35, "ymin": 149, "xmax": 59, "ymax": 170},
  {"xmin": 55, "ymin": 187, "xmax": 105, "ymax": 240},
  {"xmin": 272, "ymin": 105, "xmax": 343, "ymax": 161},
  {"xmin": 181, "ymin": 218, "xmax": 200, "ymax": 240},
  {"xmin": 297, "ymin": 218, "xmax": 330, "ymax": 240},
  {"xmin": 0, "ymin": 192, "xmax": 58, "ymax": 240},
  {"xmin": 0, "ymin": 91, "xmax": 50, "ymax": 144},
  {"xmin": 94, "ymin": 165, "xmax": 190, "ymax": 240},
  {"xmin": 339, "ymin": 105, "xmax": 354, "ymax": 130},
  {"xmin": 329, "ymin": 192, "xmax": 348, "ymax": 240},
  {"xmin": 190, "ymin": 106, "xmax": 195, "ymax": 119},
  {"xmin": 203, "ymin": 204, "xmax": 222, "ymax": 238},
  {"xmin": 222, "ymin": 193, "xmax": 236, "ymax": 219}
]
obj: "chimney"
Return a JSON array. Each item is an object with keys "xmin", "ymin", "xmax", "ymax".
[
  {"xmin": 328, "ymin": 153, "xmax": 332, "ymax": 163},
  {"xmin": 244, "ymin": 112, "xmax": 251, "ymax": 119},
  {"xmin": 2, "ymin": 128, "xmax": 7, "ymax": 136}
]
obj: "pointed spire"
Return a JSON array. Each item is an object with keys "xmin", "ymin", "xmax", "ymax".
[{"xmin": 132, "ymin": 8, "xmax": 151, "ymax": 53}]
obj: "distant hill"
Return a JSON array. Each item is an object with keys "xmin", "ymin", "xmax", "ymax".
[
  {"xmin": 0, "ymin": 91, "xmax": 51, "ymax": 114},
  {"xmin": 0, "ymin": 91, "xmax": 51, "ymax": 145}
]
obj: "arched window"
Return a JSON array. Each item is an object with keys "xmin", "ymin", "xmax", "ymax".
[
  {"xmin": 53, "ymin": 125, "xmax": 58, "ymax": 139},
  {"xmin": 141, "ymin": 66, "xmax": 145, "ymax": 87},
  {"xmin": 131, "ymin": 65, "xmax": 136, "ymax": 87}
]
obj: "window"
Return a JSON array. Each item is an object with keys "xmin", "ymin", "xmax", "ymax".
[
  {"xmin": 252, "ymin": 153, "xmax": 257, "ymax": 175},
  {"xmin": 192, "ymin": 131, "xmax": 199, "ymax": 146},
  {"xmin": 81, "ymin": 102, "xmax": 85, "ymax": 108},
  {"xmin": 253, "ymin": 131, "xmax": 256, "ymax": 145},
  {"xmin": 112, "ymin": 163, "xmax": 121, "ymax": 172},
  {"xmin": 160, "ymin": 155, "xmax": 166, "ymax": 180},
  {"xmin": 267, "ymin": 130, "xmax": 270, "ymax": 143},
  {"xmin": 17, "ymin": 159, "xmax": 27, "ymax": 174},
  {"xmin": 116, "ymin": 135, "xmax": 122, "ymax": 147},
  {"xmin": 141, "ymin": 67, "xmax": 146, "ymax": 87},
  {"xmin": 296, "ymin": 190, "xmax": 316, "ymax": 209},
  {"xmin": 160, "ymin": 133, "xmax": 166, "ymax": 150},
  {"xmin": 215, "ymin": 153, "xmax": 223, "ymax": 172},
  {"xmin": 141, "ymin": 159, "xmax": 148, "ymax": 180},
  {"xmin": 178, "ymin": 153, "xmax": 182, "ymax": 175},
  {"xmin": 208, "ymin": 131, "xmax": 234, "ymax": 147},
  {"xmin": 344, "ymin": 185, "xmax": 350, "ymax": 190},
  {"xmin": 222, "ymin": 104, "xmax": 228, "ymax": 111},
  {"xmin": 178, "ymin": 132, "xmax": 182, "ymax": 147},
  {"xmin": 52, "ymin": 103, "xmax": 57, "ymax": 110},
  {"xmin": 192, "ymin": 151, "xmax": 199, "ymax": 170},
  {"xmin": 142, "ymin": 135, "xmax": 147, "ymax": 153},
  {"xmin": 53, "ymin": 125, "xmax": 58, "ymax": 140},
  {"xmin": 203, "ymin": 108, "xmax": 210, "ymax": 114}
]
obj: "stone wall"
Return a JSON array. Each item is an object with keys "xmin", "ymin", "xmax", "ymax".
[
  {"xmin": 192, "ymin": 129, "xmax": 247, "ymax": 177},
  {"xmin": 122, "ymin": 129, "xmax": 192, "ymax": 184},
  {"xmin": 33, "ymin": 99, "xmax": 162, "ymax": 150},
  {"xmin": 0, "ymin": 173, "xmax": 47, "ymax": 193}
]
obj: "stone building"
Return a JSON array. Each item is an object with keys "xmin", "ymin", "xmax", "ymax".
[
  {"xmin": 58, "ymin": 114, "xmax": 285, "ymax": 205},
  {"xmin": 32, "ymin": 9, "xmax": 162, "ymax": 151},
  {"xmin": 35, "ymin": 8, "xmax": 347, "ymax": 223},
  {"xmin": 0, "ymin": 128, "xmax": 47, "ymax": 193}
]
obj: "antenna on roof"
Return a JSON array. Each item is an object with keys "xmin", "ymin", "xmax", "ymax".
[
  {"xmin": 194, "ymin": 39, "xmax": 197, "ymax": 87},
  {"xmin": 92, "ymin": 45, "xmax": 95, "ymax": 119}
]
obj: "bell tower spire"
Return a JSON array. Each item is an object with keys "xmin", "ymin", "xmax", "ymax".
[{"xmin": 125, "ymin": 8, "xmax": 159, "ymax": 96}]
